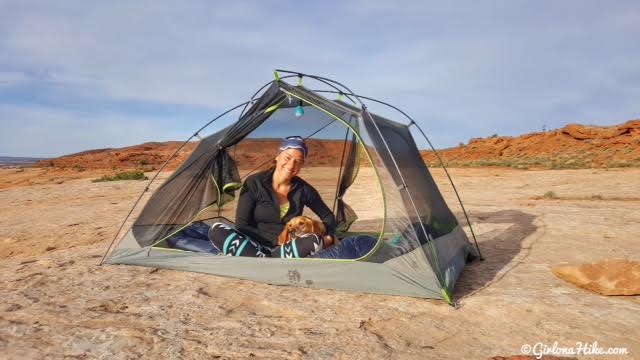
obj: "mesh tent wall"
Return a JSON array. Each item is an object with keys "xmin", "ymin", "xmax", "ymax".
[{"xmin": 104, "ymin": 72, "xmax": 480, "ymax": 304}]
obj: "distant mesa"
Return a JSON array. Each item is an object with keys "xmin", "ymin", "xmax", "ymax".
[
  {"xmin": 0, "ymin": 156, "xmax": 47, "ymax": 167},
  {"xmin": 421, "ymin": 119, "xmax": 640, "ymax": 169},
  {"xmin": 35, "ymin": 120, "xmax": 640, "ymax": 171},
  {"xmin": 35, "ymin": 138, "xmax": 354, "ymax": 171}
]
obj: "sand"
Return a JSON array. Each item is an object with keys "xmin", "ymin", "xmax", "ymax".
[{"xmin": 0, "ymin": 167, "xmax": 639, "ymax": 359}]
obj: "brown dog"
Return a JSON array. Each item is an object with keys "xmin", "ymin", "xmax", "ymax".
[{"xmin": 278, "ymin": 215, "xmax": 334, "ymax": 247}]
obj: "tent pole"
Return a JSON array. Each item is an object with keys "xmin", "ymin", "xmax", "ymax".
[
  {"xmin": 98, "ymin": 100, "xmax": 251, "ymax": 266},
  {"xmin": 275, "ymin": 69, "xmax": 361, "ymax": 106},
  {"xmin": 281, "ymin": 88, "xmax": 388, "ymax": 262},
  {"xmin": 360, "ymin": 108, "xmax": 452, "ymax": 299},
  {"xmin": 308, "ymin": 89, "xmax": 483, "ymax": 260},
  {"xmin": 239, "ymin": 73, "xmax": 357, "ymax": 122},
  {"xmin": 409, "ymin": 122, "xmax": 483, "ymax": 260},
  {"xmin": 238, "ymin": 75, "xmax": 297, "ymax": 119},
  {"xmin": 277, "ymin": 70, "xmax": 484, "ymax": 299},
  {"xmin": 332, "ymin": 126, "xmax": 352, "ymax": 214},
  {"xmin": 314, "ymin": 90, "xmax": 415, "ymax": 124}
]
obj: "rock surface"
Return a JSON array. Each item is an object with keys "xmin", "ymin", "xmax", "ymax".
[
  {"xmin": 552, "ymin": 259, "xmax": 640, "ymax": 296},
  {"xmin": 489, "ymin": 356, "xmax": 577, "ymax": 360},
  {"xmin": 1, "ymin": 167, "xmax": 639, "ymax": 358}
]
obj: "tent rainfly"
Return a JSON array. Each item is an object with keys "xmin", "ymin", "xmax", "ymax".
[{"xmin": 101, "ymin": 70, "xmax": 482, "ymax": 305}]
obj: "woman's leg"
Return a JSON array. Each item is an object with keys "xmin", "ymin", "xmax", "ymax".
[
  {"xmin": 309, "ymin": 235, "xmax": 377, "ymax": 259},
  {"xmin": 208, "ymin": 222, "xmax": 270, "ymax": 257},
  {"xmin": 168, "ymin": 221, "xmax": 219, "ymax": 254},
  {"xmin": 183, "ymin": 221, "xmax": 211, "ymax": 238},
  {"xmin": 272, "ymin": 233, "xmax": 324, "ymax": 258}
]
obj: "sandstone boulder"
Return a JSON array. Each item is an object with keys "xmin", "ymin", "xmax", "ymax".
[{"xmin": 552, "ymin": 259, "xmax": 640, "ymax": 296}]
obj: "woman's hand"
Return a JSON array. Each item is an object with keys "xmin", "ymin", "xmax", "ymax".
[{"xmin": 323, "ymin": 234, "xmax": 337, "ymax": 248}]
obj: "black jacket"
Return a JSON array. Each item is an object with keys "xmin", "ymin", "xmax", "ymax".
[{"xmin": 236, "ymin": 169, "xmax": 336, "ymax": 248}]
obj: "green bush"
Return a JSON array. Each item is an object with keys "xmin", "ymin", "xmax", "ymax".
[
  {"xmin": 543, "ymin": 191, "xmax": 558, "ymax": 199},
  {"xmin": 92, "ymin": 170, "xmax": 148, "ymax": 182}
]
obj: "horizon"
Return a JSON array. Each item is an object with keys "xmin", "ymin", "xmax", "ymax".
[
  {"xmin": 1, "ymin": 117, "xmax": 637, "ymax": 160},
  {"xmin": 1, "ymin": 1, "xmax": 639, "ymax": 157}
]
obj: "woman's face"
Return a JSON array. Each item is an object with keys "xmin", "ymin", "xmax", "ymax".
[{"xmin": 275, "ymin": 148, "xmax": 305, "ymax": 181}]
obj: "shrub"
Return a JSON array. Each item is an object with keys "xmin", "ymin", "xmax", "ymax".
[
  {"xmin": 607, "ymin": 161, "xmax": 633, "ymax": 168},
  {"xmin": 543, "ymin": 191, "xmax": 558, "ymax": 199},
  {"xmin": 92, "ymin": 170, "xmax": 148, "ymax": 182}
]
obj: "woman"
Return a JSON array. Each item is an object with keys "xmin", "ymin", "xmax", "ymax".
[{"xmin": 209, "ymin": 136, "xmax": 337, "ymax": 258}]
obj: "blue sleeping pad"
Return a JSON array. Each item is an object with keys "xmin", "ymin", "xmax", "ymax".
[{"xmin": 166, "ymin": 221, "xmax": 220, "ymax": 254}]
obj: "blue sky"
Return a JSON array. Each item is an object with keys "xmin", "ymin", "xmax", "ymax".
[{"xmin": 1, "ymin": 1, "xmax": 639, "ymax": 157}]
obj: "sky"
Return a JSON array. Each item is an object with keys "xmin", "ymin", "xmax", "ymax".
[{"xmin": 1, "ymin": 1, "xmax": 639, "ymax": 157}]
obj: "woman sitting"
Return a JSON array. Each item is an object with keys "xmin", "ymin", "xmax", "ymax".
[
  {"xmin": 171, "ymin": 136, "xmax": 377, "ymax": 259},
  {"xmin": 209, "ymin": 136, "xmax": 337, "ymax": 258}
]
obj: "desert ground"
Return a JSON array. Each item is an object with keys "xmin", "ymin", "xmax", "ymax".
[{"xmin": 0, "ymin": 166, "xmax": 639, "ymax": 359}]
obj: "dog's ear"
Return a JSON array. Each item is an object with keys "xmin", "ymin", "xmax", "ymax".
[
  {"xmin": 311, "ymin": 220, "xmax": 326, "ymax": 235},
  {"xmin": 277, "ymin": 225, "xmax": 290, "ymax": 245}
]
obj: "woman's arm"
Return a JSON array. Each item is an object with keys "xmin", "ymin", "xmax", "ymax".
[
  {"xmin": 235, "ymin": 181, "xmax": 262, "ymax": 240},
  {"xmin": 304, "ymin": 185, "xmax": 337, "ymax": 236}
]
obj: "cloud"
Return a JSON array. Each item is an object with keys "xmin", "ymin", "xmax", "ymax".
[
  {"xmin": 0, "ymin": 103, "xmax": 198, "ymax": 157},
  {"xmin": 0, "ymin": 70, "xmax": 33, "ymax": 86},
  {"xmin": 1, "ymin": 1, "xmax": 639, "ymax": 155}
]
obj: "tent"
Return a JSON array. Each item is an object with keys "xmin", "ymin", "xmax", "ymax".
[{"xmin": 102, "ymin": 70, "xmax": 482, "ymax": 304}]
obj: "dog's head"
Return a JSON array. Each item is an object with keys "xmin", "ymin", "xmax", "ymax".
[{"xmin": 277, "ymin": 215, "xmax": 326, "ymax": 245}]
